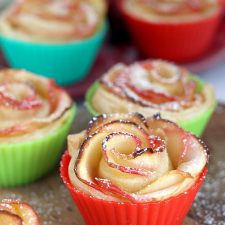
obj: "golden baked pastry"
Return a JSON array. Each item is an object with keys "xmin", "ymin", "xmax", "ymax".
[
  {"xmin": 0, "ymin": 69, "xmax": 73, "ymax": 142},
  {"xmin": 0, "ymin": 0, "xmax": 106, "ymax": 42},
  {"xmin": 0, "ymin": 200, "xmax": 40, "ymax": 225},
  {"xmin": 68, "ymin": 113, "xmax": 208, "ymax": 202},
  {"xmin": 123, "ymin": 0, "xmax": 220, "ymax": 22},
  {"xmin": 91, "ymin": 60, "xmax": 215, "ymax": 125}
]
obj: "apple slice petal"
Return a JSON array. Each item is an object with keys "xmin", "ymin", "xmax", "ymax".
[
  {"xmin": 0, "ymin": 82, "xmax": 42, "ymax": 110},
  {"xmin": 126, "ymin": 83, "xmax": 177, "ymax": 105},
  {"xmin": 99, "ymin": 131, "xmax": 172, "ymax": 193},
  {"xmin": 0, "ymin": 92, "xmax": 42, "ymax": 110},
  {"xmin": 149, "ymin": 60, "xmax": 181, "ymax": 84},
  {"xmin": 75, "ymin": 119, "xmax": 155, "ymax": 191},
  {"xmin": 95, "ymin": 170, "xmax": 193, "ymax": 203},
  {"xmin": 87, "ymin": 112, "xmax": 148, "ymax": 135},
  {"xmin": 99, "ymin": 121, "xmax": 150, "ymax": 146},
  {"xmin": 75, "ymin": 132, "xmax": 107, "ymax": 184},
  {"xmin": 98, "ymin": 158, "xmax": 151, "ymax": 193},
  {"xmin": 147, "ymin": 117, "xmax": 188, "ymax": 168},
  {"xmin": 123, "ymin": 62, "xmax": 181, "ymax": 104},
  {"xmin": 0, "ymin": 124, "xmax": 30, "ymax": 137},
  {"xmin": 132, "ymin": 170, "xmax": 194, "ymax": 202},
  {"xmin": 147, "ymin": 117, "xmax": 208, "ymax": 176},
  {"xmin": 149, "ymin": 60, "xmax": 187, "ymax": 97},
  {"xmin": 137, "ymin": 170, "xmax": 192, "ymax": 194},
  {"xmin": 69, "ymin": 151, "xmax": 119, "ymax": 202},
  {"xmin": 67, "ymin": 130, "xmax": 86, "ymax": 156},
  {"xmin": 183, "ymin": 80, "xmax": 197, "ymax": 102},
  {"xmin": 102, "ymin": 132, "xmax": 149, "ymax": 176},
  {"xmin": 0, "ymin": 200, "xmax": 40, "ymax": 225},
  {"xmin": 102, "ymin": 132, "xmax": 170, "ymax": 176},
  {"xmin": 0, "ymin": 210, "xmax": 23, "ymax": 225},
  {"xmin": 98, "ymin": 149, "xmax": 172, "ymax": 193},
  {"xmin": 95, "ymin": 177, "xmax": 138, "ymax": 202},
  {"xmin": 177, "ymin": 137, "xmax": 208, "ymax": 177}
]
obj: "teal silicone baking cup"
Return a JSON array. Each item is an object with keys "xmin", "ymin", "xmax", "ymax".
[
  {"xmin": 0, "ymin": 22, "xmax": 108, "ymax": 86},
  {"xmin": 85, "ymin": 77, "xmax": 216, "ymax": 137},
  {"xmin": 0, "ymin": 105, "xmax": 76, "ymax": 187}
]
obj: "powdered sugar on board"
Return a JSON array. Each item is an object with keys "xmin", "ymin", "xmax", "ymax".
[
  {"xmin": 190, "ymin": 156, "xmax": 225, "ymax": 224},
  {"xmin": 189, "ymin": 105, "xmax": 225, "ymax": 225},
  {"xmin": 0, "ymin": 104, "xmax": 224, "ymax": 224},
  {"xmin": 0, "ymin": 170, "xmax": 199, "ymax": 225}
]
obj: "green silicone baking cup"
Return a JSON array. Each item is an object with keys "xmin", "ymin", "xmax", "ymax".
[
  {"xmin": 85, "ymin": 77, "xmax": 216, "ymax": 136},
  {"xmin": 0, "ymin": 105, "xmax": 76, "ymax": 187},
  {"xmin": 0, "ymin": 22, "xmax": 108, "ymax": 86}
]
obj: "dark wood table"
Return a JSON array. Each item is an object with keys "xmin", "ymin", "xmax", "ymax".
[{"xmin": 0, "ymin": 104, "xmax": 224, "ymax": 225}]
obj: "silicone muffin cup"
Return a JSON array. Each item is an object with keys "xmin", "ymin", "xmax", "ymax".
[
  {"xmin": 0, "ymin": 22, "xmax": 108, "ymax": 86},
  {"xmin": 60, "ymin": 152, "xmax": 207, "ymax": 225},
  {"xmin": 118, "ymin": 1, "xmax": 222, "ymax": 62},
  {"xmin": 85, "ymin": 77, "xmax": 216, "ymax": 136},
  {"xmin": 0, "ymin": 105, "xmax": 76, "ymax": 187}
]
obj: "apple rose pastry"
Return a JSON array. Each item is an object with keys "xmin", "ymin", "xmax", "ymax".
[
  {"xmin": 0, "ymin": 0, "xmax": 107, "ymax": 86},
  {"xmin": 0, "ymin": 69, "xmax": 76, "ymax": 187},
  {"xmin": 0, "ymin": 200, "xmax": 40, "ymax": 225},
  {"xmin": 119, "ymin": 0, "xmax": 222, "ymax": 62},
  {"xmin": 123, "ymin": 0, "xmax": 219, "ymax": 22},
  {"xmin": 0, "ymin": 69, "xmax": 73, "ymax": 142},
  {"xmin": 0, "ymin": 0, "xmax": 106, "ymax": 43},
  {"xmin": 88, "ymin": 60, "xmax": 216, "ymax": 135},
  {"xmin": 61, "ymin": 113, "xmax": 208, "ymax": 225},
  {"xmin": 67, "ymin": 113, "xmax": 208, "ymax": 203}
]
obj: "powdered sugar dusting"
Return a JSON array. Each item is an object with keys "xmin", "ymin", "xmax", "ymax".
[
  {"xmin": 0, "ymin": 104, "xmax": 224, "ymax": 224},
  {"xmin": 189, "ymin": 105, "xmax": 225, "ymax": 224},
  {"xmin": 0, "ymin": 171, "xmax": 84, "ymax": 225},
  {"xmin": 189, "ymin": 159, "xmax": 225, "ymax": 225}
]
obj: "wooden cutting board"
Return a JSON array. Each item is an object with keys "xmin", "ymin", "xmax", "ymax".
[
  {"xmin": 1, "ymin": 104, "xmax": 225, "ymax": 225},
  {"xmin": 0, "ymin": 170, "xmax": 199, "ymax": 225}
]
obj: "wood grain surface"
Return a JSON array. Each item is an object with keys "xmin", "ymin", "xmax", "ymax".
[{"xmin": 1, "ymin": 104, "xmax": 225, "ymax": 225}]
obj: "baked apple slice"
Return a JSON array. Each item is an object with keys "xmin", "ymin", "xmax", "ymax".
[
  {"xmin": 0, "ymin": 210, "xmax": 23, "ymax": 225},
  {"xmin": 87, "ymin": 112, "xmax": 148, "ymax": 135},
  {"xmin": 0, "ymin": 200, "xmax": 40, "ymax": 225}
]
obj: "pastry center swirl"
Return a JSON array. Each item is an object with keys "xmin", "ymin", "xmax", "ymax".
[
  {"xmin": 0, "ymin": 70, "xmax": 72, "ymax": 138},
  {"xmin": 0, "ymin": 82, "xmax": 42, "ymax": 110},
  {"xmin": 101, "ymin": 60, "xmax": 204, "ymax": 111},
  {"xmin": 2, "ymin": 0, "xmax": 105, "ymax": 41}
]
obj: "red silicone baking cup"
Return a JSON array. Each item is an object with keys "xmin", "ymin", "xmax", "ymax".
[
  {"xmin": 119, "ymin": 0, "xmax": 223, "ymax": 62},
  {"xmin": 60, "ymin": 152, "xmax": 207, "ymax": 225}
]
